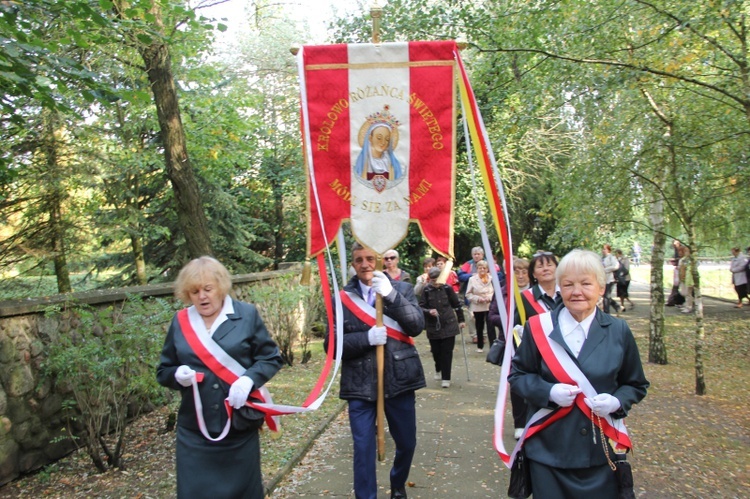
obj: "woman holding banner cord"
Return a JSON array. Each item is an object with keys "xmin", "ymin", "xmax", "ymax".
[
  {"xmin": 509, "ymin": 249, "xmax": 649, "ymax": 498},
  {"xmin": 157, "ymin": 256, "xmax": 283, "ymax": 499}
]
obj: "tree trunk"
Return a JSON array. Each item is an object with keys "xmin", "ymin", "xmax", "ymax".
[
  {"xmin": 137, "ymin": 7, "xmax": 212, "ymax": 260},
  {"xmin": 272, "ymin": 170, "xmax": 284, "ymax": 270},
  {"xmin": 686, "ymin": 230, "xmax": 706, "ymax": 395},
  {"xmin": 114, "ymin": 100, "xmax": 149, "ymax": 285},
  {"xmin": 43, "ymin": 112, "xmax": 72, "ymax": 293},
  {"xmin": 51, "ymin": 196, "xmax": 71, "ymax": 293},
  {"xmin": 647, "ymin": 196, "xmax": 668, "ymax": 364},
  {"xmin": 131, "ymin": 234, "xmax": 147, "ymax": 285},
  {"xmin": 639, "ymin": 88, "xmax": 671, "ymax": 364}
]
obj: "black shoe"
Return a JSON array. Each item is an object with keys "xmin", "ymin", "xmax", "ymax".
[{"xmin": 391, "ymin": 486, "xmax": 407, "ymax": 498}]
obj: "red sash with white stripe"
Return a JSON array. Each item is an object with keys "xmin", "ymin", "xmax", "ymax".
[
  {"xmin": 339, "ymin": 290, "xmax": 415, "ymax": 345},
  {"xmin": 177, "ymin": 309, "xmax": 280, "ymax": 439},
  {"xmin": 521, "ymin": 287, "xmax": 547, "ymax": 315},
  {"xmin": 509, "ymin": 312, "xmax": 632, "ymax": 464}
]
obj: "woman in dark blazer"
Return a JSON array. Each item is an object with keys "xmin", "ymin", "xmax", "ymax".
[
  {"xmin": 157, "ymin": 256, "xmax": 283, "ymax": 499},
  {"xmin": 515, "ymin": 252, "xmax": 561, "ymax": 326},
  {"xmin": 509, "ymin": 249, "xmax": 649, "ymax": 498}
]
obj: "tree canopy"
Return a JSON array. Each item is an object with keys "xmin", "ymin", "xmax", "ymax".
[{"xmin": 1, "ymin": 0, "xmax": 747, "ymax": 304}]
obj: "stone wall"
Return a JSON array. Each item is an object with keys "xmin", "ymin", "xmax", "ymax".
[{"xmin": 0, "ymin": 268, "xmax": 296, "ymax": 486}]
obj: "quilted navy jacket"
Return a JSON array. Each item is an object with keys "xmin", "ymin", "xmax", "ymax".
[{"xmin": 326, "ymin": 275, "xmax": 426, "ymax": 401}]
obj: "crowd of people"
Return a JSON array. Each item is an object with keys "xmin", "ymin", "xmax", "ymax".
[
  {"xmin": 157, "ymin": 240, "xmax": 748, "ymax": 498},
  {"xmin": 334, "ymin": 243, "xmax": 650, "ymax": 498}
]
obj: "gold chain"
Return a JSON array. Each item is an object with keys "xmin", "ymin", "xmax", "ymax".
[{"xmin": 591, "ymin": 411, "xmax": 617, "ymax": 471}]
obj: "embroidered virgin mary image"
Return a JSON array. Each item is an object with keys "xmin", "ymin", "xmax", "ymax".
[{"xmin": 354, "ymin": 106, "xmax": 405, "ymax": 192}]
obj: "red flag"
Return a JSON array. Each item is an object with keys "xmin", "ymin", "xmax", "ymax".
[{"xmin": 301, "ymin": 41, "xmax": 456, "ymax": 256}]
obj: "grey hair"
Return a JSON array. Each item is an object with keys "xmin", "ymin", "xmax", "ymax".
[
  {"xmin": 384, "ymin": 249, "xmax": 399, "ymax": 258},
  {"xmin": 556, "ymin": 249, "xmax": 605, "ymax": 288}
]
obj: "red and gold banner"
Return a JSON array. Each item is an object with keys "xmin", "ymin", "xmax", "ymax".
[
  {"xmin": 299, "ymin": 42, "xmax": 520, "ymax": 467},
  {"xmin": 301, "ymin": 41, "xmax": 456, "ymax": 257}
]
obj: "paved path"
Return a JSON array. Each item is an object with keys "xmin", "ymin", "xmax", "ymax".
[
  {"xmin": 272, "ymin": 329, "xmax": 509, "ymax": 498},
  {"xmin": 269, "ymin": 281, "xmax": 746, "ymax": 498}
]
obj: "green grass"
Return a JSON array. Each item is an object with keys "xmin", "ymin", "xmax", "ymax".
[
  {"xmin": 629, "ymin": 263, "xmax": 737, "ymax": 301},
  {"xmin": 259, "ymin": 340, "xmax": 342, "ymax": 480}
]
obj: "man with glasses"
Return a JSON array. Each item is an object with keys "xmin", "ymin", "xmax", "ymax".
[{"xmin": 383, "ymin": 249, "xmax": 411, "ymax": 283}]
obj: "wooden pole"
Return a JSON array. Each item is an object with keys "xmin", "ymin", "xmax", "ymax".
[
  {"xmin": 370, "ymin": 0, "xmax": 385, "ymax": 462},
  {"xmin": 371, "ymin": 1, "xmax": 387, "ymax": 463},
  {"xmin": 375, "ymin": 257, "xmax": 386, "ymax": 462},
  {"xmin": 371, "ymin": 4, "xmax": 383, "ymax": 44}
]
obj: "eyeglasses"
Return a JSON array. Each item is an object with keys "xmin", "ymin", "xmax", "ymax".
[{"xmin": 383, "ymin": 256, "xmax": 397, "ymax": 261}]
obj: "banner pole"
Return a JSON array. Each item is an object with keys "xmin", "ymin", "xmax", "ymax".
[
  {"xmin": 371, "ymin": 3, "xmax": 383, "ymax": 44},
  {"xmin": 375, "ymin": 257, "xmax": 386, "ymax": 462},
  {"xmin": 370, "ymin": 1, "xmax": 387, "ymax": 463}
]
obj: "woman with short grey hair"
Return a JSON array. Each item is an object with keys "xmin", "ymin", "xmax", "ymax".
[{"xmin": 509, "ymin": 249, "xmax": 649, "ymax": 498}]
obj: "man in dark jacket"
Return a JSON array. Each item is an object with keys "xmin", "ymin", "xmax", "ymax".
[{"xmin": 325, "ymin": 242, "xmax": 425, "ymax": 499}]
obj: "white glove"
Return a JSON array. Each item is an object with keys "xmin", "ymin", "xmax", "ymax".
[
  {"xmin": 174, "ymin": 365, "xmax": 195, "ymax": 387},
  {"xmin": 227, "ymin": 376, "xmax": 254, "ymax": 409},
  {"xmin": 584, "ymin": 393, "xmax": 621, "ymax": 417},
  {"xmin": 549, "ymin": 383, "xmax": 582, "ymax": 407},
  {"xmin": 371, "ymin": 271, "xmax": 394, "ymax": 298},
  {"xmin": 513, "ymin": 324, "xmax": 524, "ymax": 339},
  {"xmin": 368, "ymin": 325, "xmax": 387, "ymax": 346}
]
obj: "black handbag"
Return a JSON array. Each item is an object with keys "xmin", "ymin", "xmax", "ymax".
[
  {"xmin": 614, "ymin": 457, "xmax": 635, "ymax": 499},
  {"xmin": 231, "ymin": 404, "xmax": 265, "ymax": 432},
  {"xmin": 507, "ymin": 447, "xmax": 532, "ymax": 499},
  {"xmin": 486, "ymin": 339, "xmax": 504, "ymax": 366}
]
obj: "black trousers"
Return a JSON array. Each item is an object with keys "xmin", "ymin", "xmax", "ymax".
[
  {"xmin": 429, "ymin": 336, "xmax": 456, "ymax": 380},
  {"xmin": 474, "ymin": 311, "xmax": 495, "ymax": 349}
]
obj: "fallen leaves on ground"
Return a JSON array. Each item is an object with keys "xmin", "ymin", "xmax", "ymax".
[{"xmin": 1, "ymin": 305, "xmax": 748, "ymax": 498}]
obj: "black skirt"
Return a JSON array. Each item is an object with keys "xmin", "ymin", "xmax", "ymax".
[
  {"xmin": 176, "ymin": 425, "xmax": 263, "ymax": 499},
  {"xmin": 528, "ymin": 458, "xmax": 618, "ymax": 499}
]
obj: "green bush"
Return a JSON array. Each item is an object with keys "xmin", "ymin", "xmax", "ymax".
[
  {"xmin": 42, "ymin": 295, "xmax": 175, "ymax": 472},
  {"xmin": 248, "ymin": 273, "xmax": 324, "ymax": 366}
]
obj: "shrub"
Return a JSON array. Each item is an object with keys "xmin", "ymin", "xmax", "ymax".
[
  {"xmin": 249, "ymin": 273, "xmax": 324, "ymax": 366},
  {"xmin": 42, "ymin": 295, "xmax": 175, "ymax": 472}
]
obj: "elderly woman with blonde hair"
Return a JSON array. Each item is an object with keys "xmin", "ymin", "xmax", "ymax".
[
  {"xmin": 157, "ymin": 256, "xmax": 283, "ymax": 499},
  {"xmin": 509, "ymin": 249, "xmax": 649, "ymax": 498}
]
